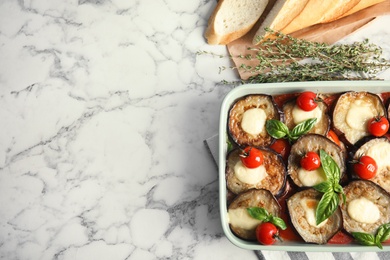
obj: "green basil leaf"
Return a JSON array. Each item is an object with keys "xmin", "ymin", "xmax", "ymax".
[
  {"xmin": 270, "ymin": 216, "xmax": 287, "ymax": 230},
  {"xmin": 319, "ymin": 149, "xmax": 340, "ymax": 184},
  {"xmin": 247, "ymin": 207, "xmax": 270, "ymax": 221},
  {"xmin": 315, "ymin": 191, "xmax": 339, "ymax": 225},
  {"xmin": 265, "ymin": 120, "xmax": 289, "ymax": 139},
  {"xmin": 313, "ymin": 181, "xmax": 333, "ymax": 193},
  {"xmin": 290, "ymin": 118, "xmax": 317, "ymax": 139},
  {"xmin": 377, "ymin": 223, "xmax": 390, "ymax": 243},
  {"xmin": 352, "ymin": 232, "xmax": 376, "ymax": 246}
]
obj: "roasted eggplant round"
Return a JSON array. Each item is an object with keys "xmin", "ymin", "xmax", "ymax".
[
  {"xmin": 340, "ymin": 180, "xmax": 390, "ymax": 235},
  {"xmin": 283, "ymin": 98, "xmax": 330, "ymax": 136},
  {"xmin": 226, "ymin": 148, "xmax": 286, "ymax": 196},
  {"xmin": 288, "ymin": 134, "xmax": 346, "ymax": 188},
  {"xmin": 333, "ymin": 91, "xmax": 386, "ymax": 145},
  {"xmin": 228, "ymin": 94, "xmax": 281, "ymax": 147},
  {"xmin": 287, "ymin": 188, "xmax": 343, "ymax": 244},
  {"xmin": 350, "ymin": 137, "xmax": 390, "ymax": 193},
  {"xmin": 228, "ymin": 189, "xmax": 281, "ymax": 240}
]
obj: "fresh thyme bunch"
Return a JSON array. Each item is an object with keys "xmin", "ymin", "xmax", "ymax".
[{"xmin": 238, "ymin": 28, "xmax": 390, "ymax": 83}]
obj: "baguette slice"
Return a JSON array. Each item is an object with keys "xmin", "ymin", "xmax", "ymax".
[
  {"xmin": 282, "ymin": 0, "xmax": 361, "ymax": 34},
  {"xmin": 253, "ymin": 0, "xmax": 310, "ymax": 44},
  {"xmin": 205, "ymin": 0, "xmax": 269, "ymax": 45}
]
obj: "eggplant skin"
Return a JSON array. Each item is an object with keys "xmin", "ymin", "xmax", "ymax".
[
  {"xmin": 283, "ymin": 99, "xmax": 330, "ymax": 136},
  {"xmin": 228, "ymin": 94, "xmax": 280, "ymax": 147},
  {"xmin": 226, "ymin": 148, "xmax": 286, "ymax": 196},
  {"xmin": 350, "ymin": 137, "xmax": 390, "ymax": 193},
  {"xmin": 228, "ymin": 189, "xmax": 281, "ymax": 240},
  {"xmin": 287, "ymin": 189, "xmax": 343, "ymax": 244},
  {"xmin": 341, "ymin": 180, "xmax": 390, "ymax": 235},
  {"xmin": 288, "ymin": 134, "xmax": 346, "ymax": 188},
  {"xmin": 332, "ymin": 91, "xmax": 386, "ymax": 145}
]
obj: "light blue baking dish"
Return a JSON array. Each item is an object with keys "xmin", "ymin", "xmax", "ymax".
[{"xmin": 219, "ymin": 80, "xmax": 390, "ymax": 252}]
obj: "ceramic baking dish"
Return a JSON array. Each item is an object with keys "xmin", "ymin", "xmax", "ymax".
[{"xmin": 219, "ymin": 80, "xmax": 390, "ymax": 252}]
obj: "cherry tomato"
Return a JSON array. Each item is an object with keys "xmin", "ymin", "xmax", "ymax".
[
  {"xmin": 269, "ymin": 139, "xmax": 291, "ymax": 162},
  {"xmin": 300, "ymin": 151, "xmax": 321, "ymax": 171},
  {"xmin": 239, "ymin": 147, "xmax": 264, "ymax": 168},
  {"xmin": 327, "ymin": 129, "xmax": 341, "ymax": 147},
  {"xmin": 256, "ymin": 222, "xmax": 279, "ymax": 245},
  {"xmin": 368, "ymin": 116, "xmax": 389, "ymax": 137},
  {"xmin": 353, "ymin": 155, "xmax": 377, "ymax": 180},
  {"xmin": 296, "ymin": 91, "xmax": 318, "ymax": 111},
  {"xmin": 328, "ymin": 231, "xmax": 353, "ymax": 244}
]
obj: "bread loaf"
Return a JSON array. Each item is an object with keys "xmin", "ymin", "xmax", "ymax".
[{"xmin": 204, "ymin": 0, "xmax": 269, "ymax": 45}]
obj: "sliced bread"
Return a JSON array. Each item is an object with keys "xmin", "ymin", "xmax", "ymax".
[{"xmin": 205, "ymin": 0, "xmax": 269, "ymax": 45}]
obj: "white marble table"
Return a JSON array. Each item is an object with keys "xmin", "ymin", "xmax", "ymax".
[{"xmin": 1, "ymin": 1, "xmax": 390, "ymax": 259}]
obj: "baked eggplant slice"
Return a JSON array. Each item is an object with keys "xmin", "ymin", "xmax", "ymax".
[
  {"xmin": 228, "ymin": 189, "xmax": 281, "ymax": 240},
  {"xmin": 228, "ymin": 94, "xmax": 281, "ymax": 147},
  {"xmin": 283, "ymin": 98, "xmax": 330, "ymax": 136},
  {"xmin": 341, "ymin": 180, "xmax": 390, "ymax": 235},
  {"xmin": 333, "ymin": 91, "xmax": 386, "ymax": 145},
  {"xmin": 287, "ymin": 188, "xmax": 343, "ymax": 244},
  {"xmin": 350, "ymin": 137, "xmax": 390, "ymax": 193},
  {"xmin": 288, "ymin": 134, "xmax": 346, "ymax": 188},
  {"xmin": 226, "ymin": 148, "xmax": 286, "ymax": 196}
]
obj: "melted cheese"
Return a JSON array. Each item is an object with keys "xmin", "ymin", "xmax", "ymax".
[
  {"xmin": 227, "ymin": 208, "xmax": 262, "ymax": 230},
  {"xmin": 347, "ymin": 197, "xmax": 380, "ymax": 224},
  {"xmin": 346, "ymin": 100, "xmax": 375, "ymax": 131},
  {"xmin": 234, "ymin": 161, "xmax": 267, "ymax": 184},
  {"xmin": 292, "ymin": 105, "xmax": 322, "ymax": 125},
  {"xmin": 300, "ymin": 198, "xmax": 328, "ymax": 228},
  {"xmin": 298, "ymin": 167, "xmax": 327, "ymax": 187},
  {"xmin": 366, "ymin": 142, "xmax": 390, "ymax": 171},
  {"xmin": 241, "ymin": 108, "xmax": 267, "ymax": 135}
]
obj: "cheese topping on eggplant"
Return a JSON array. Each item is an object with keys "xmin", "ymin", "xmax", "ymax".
[
  {"xmin": 366, "ymin": 142, "xmax": 390, "ymax": 171},
  {"xmin": 234, "ymin": 161, "xmax": 267, "ymax": 184},
  {"xmin": 298, "ymin": 167, "xmax": 327, "ymax": 187},
  {"xmin": 300, "ymin": 198, "xmax": 328, "ymax": 228},
  {"xmin": 347, "ymin": 197, "xmax": 380, "ymax": 224},
  {"xmin": 227, "ymin": 208, "xmax": 262, "ymax": 230},
  {"xmin": 292, "ymin": 105, "xmax": 322, "ymax": 125},
  {"xmin": 345, "ymin": 100, "xmax": 375, "ymax": 131},
  {"xmin": 241, "ymin": 108, "xmax": 267, "ymax": 135}
]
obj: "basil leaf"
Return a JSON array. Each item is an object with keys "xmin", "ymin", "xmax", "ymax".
[
  {"xmin": 377, "ymin": 223, "xmax": 390, "ymax": 243},
  {"xmin": 265, "ymin": 120, "xmax": 289, "ymax": 139},
  {"xmin": 247, "ymin": 207, "xmax": 270, "ymax": 221},
  {"xmin": 313, "ymin": 181, "xmax": 333, "ymax": 193},
  {"xmin": 270, "ymin": 216, "xmax": 287, "ymax": 230},
  {"xmin": 352, "ymin": 232, "xmax": 376, "ymax": 247},
  {"xmin": 315, "ymin": 191, "xmax": 339, "ymax": 225},
  {"xmin": 290, "ymin": 118, "xmax": 317, "ymax": 140},
  {"xmin": 319, "ymin": 149, "xmax": 340, "ymax": 184}
]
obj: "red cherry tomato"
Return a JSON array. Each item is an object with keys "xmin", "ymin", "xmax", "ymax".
[
  {"xmin": 300, "ymin": 151, "xmax": 321, "ymax": 171},
  {"xmin": 256, "ymin": 222, "xmax": 279, "ymax": 245},
  {"xmin": 239, "ymin": 147, "xmax": 264, "ymax": 168},
  {"xmin": 353, "ymin": 155, "xmax": 377, "ymax": 180},
  {"xmin": 368, "ymin": 116, "xmax": 389, "ymax": 137},
  {"xmin": 269, "ymin": 139, "xmax": 291, "ymax": 162},
  {"xmin": 296, "ymin": 91, "xmax": 318, "ymax": 111}
]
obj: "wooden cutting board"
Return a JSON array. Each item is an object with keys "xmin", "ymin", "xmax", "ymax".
[{"xmin": 227, "ymin": 0, "xmax": 390, "ymax": 80}]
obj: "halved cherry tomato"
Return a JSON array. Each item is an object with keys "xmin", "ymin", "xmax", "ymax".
[
  {"xmin": 256, "ymin": 222, "xmax": 280, "ymax": 245},
  {"xmin": 300, "ymin": 151, "xmax": 321, "ymax": 171},
  {"xmin": 368, "ymin": 116, "xmax": 389, "ymax": 137},
  {"xmin": 353, "ymin": 155, "xmax": 377, "ymax": 180},
  {"xmin": 239, "ymin": 147, "xmax": 264, "ymax": 168},
  {"xmin": 296, "ymin": 91, "xmax": 318, "ymax": 111},
  {"xmin": 327, "ymin": 129, "xmax": 341, "ymax": 147},
  {"xmin": 269, "ymin": 139, "xmax": 291, "ymax": 162}
]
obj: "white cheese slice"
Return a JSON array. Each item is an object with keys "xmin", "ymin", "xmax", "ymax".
[
  {"xmin": 300, "ymin": 198, "xmax": 328, "ymax": 228},
  {"xmin": 298, "ymin": 167, "xmax": 327, "ymax": 187},
  {"xmin": 241, "ymin": 108, "xmax": 267, "ymax": 135},
  {"xmin": 227, "ymin": 208, "xmax": 262, "ymax": 230},
  {"xmin": 292, "ymin": 105, "xmax": 322, "ymax": 125},
  {"xmin": 345, "ymin": 100, "xmax": 375, "ymax": 131},
  {"xmin": 234, "ymin": 161, "xmax": 267, "ymax": 184},
  {"xmin": 366, "ymin": 142, "xmax": 390, "ymax": 171},
  {"xmin": 347, "ymin": 197, "xmax": 380, "ymax": 224}
]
